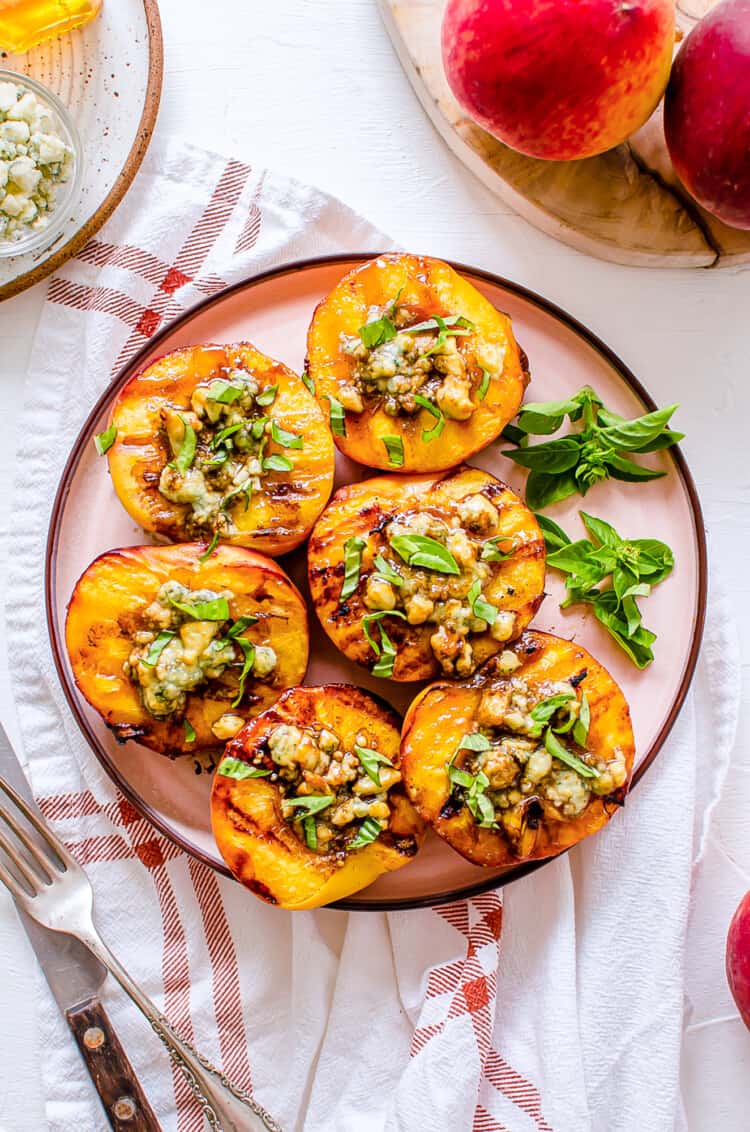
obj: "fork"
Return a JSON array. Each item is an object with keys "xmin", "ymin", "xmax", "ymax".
[{"xmin": 0, "ymin": 775, "xmax": 283, "ymax": 1132}]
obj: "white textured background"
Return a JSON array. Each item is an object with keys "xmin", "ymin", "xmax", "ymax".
[{"xmin": 0, "ymin": 1, "xmax": 748, "ymax": 1128}]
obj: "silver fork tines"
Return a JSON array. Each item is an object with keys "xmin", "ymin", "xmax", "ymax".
[{"xmin": 0, "ymin": 775, "xmax": 282, "ymax": 1132}]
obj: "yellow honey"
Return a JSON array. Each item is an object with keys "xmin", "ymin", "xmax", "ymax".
[{"xmin": 0, "ymin": 0, "xmax": 102, "ymax": 53}]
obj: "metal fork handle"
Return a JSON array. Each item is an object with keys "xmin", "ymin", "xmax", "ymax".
[{"xmin": 76, "ymin": 927, "xmax": 282, "ymax": 1132}]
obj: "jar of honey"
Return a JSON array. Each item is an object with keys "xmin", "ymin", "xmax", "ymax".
[{"xmin": 0, "ymin": 0, "xmax": 102, "ymax": 54}]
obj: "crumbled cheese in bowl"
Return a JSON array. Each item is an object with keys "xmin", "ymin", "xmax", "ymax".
[{"xmin": 0, "ymin": 73, "xmax": 78, "ymax": 254}]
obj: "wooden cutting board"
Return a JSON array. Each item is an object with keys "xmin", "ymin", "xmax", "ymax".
[{"xmin": 379, "ymin": 0, "xmax": 750, "ymax": 268}]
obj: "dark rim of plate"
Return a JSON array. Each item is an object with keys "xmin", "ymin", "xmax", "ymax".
[{"xmin": 45, "ymin": 252, "xmax": 708, "ymax": 912}]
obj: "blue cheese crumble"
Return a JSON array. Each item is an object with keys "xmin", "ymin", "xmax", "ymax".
[{"xmin": 0, "ymin": 80, "xmax": 74, "ymax": 245}]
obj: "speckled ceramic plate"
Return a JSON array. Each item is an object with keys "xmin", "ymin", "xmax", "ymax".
[
  {"xmin": 46, "ymin": 254, "xmax": 707, "ymax": 910},
  {"xmin": 0, "ymin": 0, "xmax": 162, "ymax": 301}
]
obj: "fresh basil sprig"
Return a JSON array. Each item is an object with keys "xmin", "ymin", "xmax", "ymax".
[
  {"xmin": 389, "ymin": 533, "xmax": 460, "ymax": 575},
  {"xmin": 501, "ymin": 386, "xmax": 683, "ymax": 510},
  {"xmin": 340, "ymin": 536, "xmax": 366, "ymax": 602},
  {"xmin": 539, "ymin": 510, "xmax": 674, "ymax": 668}
]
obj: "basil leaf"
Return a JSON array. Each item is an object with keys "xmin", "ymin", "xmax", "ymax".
[
  {"xmin": 362, "ymin": 610, "xmax": 407, "ymax": 655},
  {"xmin": 198, "ymin": 532, "xmax": 220, "ymax": 562},
  {"xmin": 613, "ymin": 564, "xmax": 639, "ymax": 602},
  {"xmin": 383, "ymin": 435, "xmax": 404, "ymax": 467},
  {"xmin": 621, "ymin": 593, "xmax": 643, "ymax": 637},
  {"xmin": 142, "ymin": 631, "xmax": 175, "ymax": 666},
  {"xmin": 271, "ymin": 420, "xmax": 303, "ymax": 449},
  {"xmin": 212, "ymin": 422, "xmax": 244, "ymax": 448},
  {"xmin": 327, "ymin": 395, "xmax": 347, "ymax": 437},
  {"xmin": 605, "ymin": 453, "xmax": 665, "ymax": 483},
  {"xmin": 217, "ymin": 756, "xmax": 271, "ymax": 780},
  {"xmin": 372, "ymin": 623, "xmax": 398, "ymax": 678},
  {"xmin": 627, "ymin": 428, "xmax": 684, "ymax": 454},
  {"xmin": 231, "ymin": 637, "xmax": 256, "ymax": 707},
  {"xmin": 544, "ymin": 729, "xmax": 597, "ymax": 779},
  {"xmin": 303, "ymin": 815, "xmax": 318, "ymax": 850},
  {"xmin": 407, "ymin": 314, "xmax": 474, "ymax": 334},
  {"xmin": 516, "ymin": 395, "xmax": 581, "ymax": 436},
  {"xmin": 502, "ymin": 436, "xmax": 582, "ymax": 473},
  {"xmin": 389, "ymin": 533, "xmax": 460, "ymax": 575},
  {"xmin": 354, "ymin": 745, "xmax": 394, "ymax": 787},
  {"xmin": 468, "ymin": 789, "xmax": 497, "ymax": 829},
  {"xmin": 501, "ymin": 423, "xmax": 528, "ymax": 446},
  {"xmin": 580, "ymin": 512, "xmax": 622, "ymax": 549},
  {"xmin": 224, "ymin": 615, "xmax": 258, "ymax": 640},
  {"xmin": 534, "ymin": 514, "xmax": 571, "ymax": 553},
  {"xmin": 94, "ymin": 425, "xmax": 117, "ymax": 455},
  {"xmin": 263, "ymin": 452, "xmax": 294, "ymax": 473},
  {"xmin": 207, "ymin": 380, "xmax": 244, "ymax": 404},
  {"xmin": 372, "ymin": 554, "xmax": 403, "ymax": 587},
  {"xmin": 348, "ymin": 817, "xmax": 383, "ymax": 849},
  {"xmin": 477, "ymin": 367, "xmax": 491, "ymax": 402},
  {"xmin": 572, "ymin": 692, "xmax": 590, "ymax": 747},
  {"xmin": 256, "ymin": 385, "xmax": 278, "ymax": 407},
  {"xmin": 481, "ymin": 535, "xmax": 518, "ymax": 562},
  {"xmin": 600, "ymin": 404, "xmax": 678, "ymax": 451},
  {"xmin": 202, "ymin": 449, "xmax": 230, "ymax": 471},
  {"xmin": 459, "ymin": 733, "xmax": 491, "ymax": 752},
  {"xmin": 546, "ymin": 539, "xmax": 599, "ymax": 576},
  {"xmin": 340, "ymin": 536, "xmax": 366, "ymax": 602},
  {"xmin": 183, "ymin": 719, "xmax": 197, "ymax": 743},
  {"xmin": 284, "ymin": 794, "xmax": 334, "ymax": 816},
  {"xmin": 301, "ymin": 371, "xmax": 315, "ymax": 395},
  {"xmin": 530, "ymin": 691, "xmax": 576, "ymax": 725},
  {"xmin": 168, "ymin": 595, "xmax": 230, "ymax": 621},
  {"xmin": 593, "ymin": 591, "xmax": 656, "ymax": 668},
  {"xmin": 467, "ymin": 579, "xmax": 498, "ymax": 626},
  {"xmin": 249, "ymin": 418, "xmax": 267, "ymax": 440},
  {"xmin": 524, "ymin": 470, "xmax": 580, "ymax": 511},
  {"xmin": 414, "ymin": 395, "xmax": 445, "ymax": 442},
  {"xmin": 630, "ymin": 539, "xmax": 674, "ymax": 582},
  {"xmin": 447, "ymin": 764, "xmax": 475, "ymax": 789},
  {"xmin": 174, "ymin": 416, "xmax": 197, "ymax": 473},
  {"xmin": 359, "ymin": 315, "xmax": 397, "ymax": 349}
]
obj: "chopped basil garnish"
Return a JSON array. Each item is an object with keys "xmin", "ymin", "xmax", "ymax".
[
  {"xmin": 168, "ymin": 595, "xmax": 230, "ymax": 621},
  {"xmin": 231, "ymin": 637, "xmax": 255, "ymax": 708},
  {"xmin": 481, "ymin": 536, "xmax": 518, "ymax": 562},
  {"xmin": 407, "ymin": 313, "xmax": 475, "ymax": 335},
  {"xmin": 225, "ymin": 615, "xmax": 259, "ymax": 639},
  {"xmin": 256, "ymin": 385, "xmax": 278, "ymax": 407},
  {"xmin": 354, "ymin": 745, "xmax": 394, "ymax": 787},
  {"xmin": 271, "ymin": 420, "xmax": 303, "ymax": 449},
  {"xmin": 207, "ymin": 380, "xmax": 244, "ymax": 404},
  {"xmin": 423, "ymin": 314, "xmax": 474, "ymax": 358},
  {"xmin": 251, "ymin": 418, "xmax": 267, "ymax": 440},
  {"xmin": 283, "ymin": 794, "xmax": 335, "ymax": 816},
  {"xmin": 414, "ymin": 395, "xmax": 445, "ymax": 443},
  {"xmin": 301, "ymin": 371, "xmax": 315, "ymax": 395},
  {"xmin": 467, "ymin": 580, "xmax": 498, "ymax": 626},
  {"xmin": 174, "ymin": 416, "xmax": 197, "ymax": 473},
  {"xmin": 348, "ymin": 817, "xmax": 382, "ymax": 849},
  {"xmin": 340, "ymin": 536, "xmax": 366, "ymax": 602},
  {"xmin": 327, "ymin": 395, "xmax": 347, "ymax": 437},
  {"xmin": 212, "ymin": 422, "xmax": 244, "ymax": 448},
  {"xmin": 142, "ymin": 631, "xmax": 175, "ymax": 667},
  {"xmin": 383, "ymin": 435, "xmax": 404, "ymax": 467},
  {"xmin": 447, "ymin": 764, "xmax": 475, "ymax": 789},
  {"xmin": 573, "ymin": 691, "xmax": 590, "ymax": 747},
  {"xmin": 389, "ymin": 532, "xmax": 460, "ymax": 575},
  {"xmin": 359, "ymin": 316, "xmax": 397, "ymax": 349},
  {"xmin": 263, "ymin": 452, "xmax": 294, "ymax": 473},
  {"xmin": 183, "ymin": 719, "xmax": 197, "ymax": 743},
  {"xmin": 372, "ymin": 554, "xmax": 403, "ymax": 587},
  {"xmin": 217, "ymin": 756, "xmax": 271, "ymax": 780},
  {"xmin": 362, "ymin": 610, "xmax": 407, "ymax": 678},
  {"xmin": 477, "ymin": 368, "xmax": 491, "ymax": 402},
  {"xmin": 529, "ymin": 690, "xmax": 576, "ymax": 727},
  {"xmin": 198, "ymin": 532, "xmax": 220, "ymax": 562},
  {"xmin": 303, "ymin": 815, "xmax": 318, "ymax": 850},
  {"xmin": 459, "ymin": 732, "xmax": 492, "ymax": 752},
  {"xmin": 94, "ymin": 425, "xmax": 117, "ymax": 455},
  {"xmin": 544, "ymin": 728, "xmax": 597, "ymax": 779}
]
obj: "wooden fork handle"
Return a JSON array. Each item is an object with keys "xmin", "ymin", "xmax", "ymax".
[{"xmin": 66, "ymin": 997, "xmax": 162, "ymax": 1131}]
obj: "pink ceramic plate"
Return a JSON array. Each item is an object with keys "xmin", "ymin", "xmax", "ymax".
[{"xmin": 46, "ymin": 255, "xmax": 707, "ymax": 910}]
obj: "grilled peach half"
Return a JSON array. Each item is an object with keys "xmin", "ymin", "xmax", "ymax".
[
  {"xmin": 400, "ymin": 630, "xmax": 635, "ymax": 868},
  {"xmin": 211, "ymin": 684, "xmax": 425, "ymax": 909},
  {"xmin": 306, "ymin": 253, "xmax": 529, "ymax": 473},
  {"xmin": 65, "ymin": 543, "xmax": 309, "ymax": 758},
  {"xmin": 106, "ymin": 343, "xmax": 335, "ymax": 556},
  {"xmin": 307, "ymin": 466, "xmax": 545, "ymax": 682}
]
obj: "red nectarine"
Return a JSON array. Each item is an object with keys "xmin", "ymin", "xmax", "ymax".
[
  {"xmin": 664, "ymin": 0, "xmax": 750, "ymax": 230},
  {"xmin": 726, "ymin": 890, "xmax": 750, "ymax": 1030},
  {"xmin": 442, "ymin": 0, "xmax": 676, "ymax": 161}
]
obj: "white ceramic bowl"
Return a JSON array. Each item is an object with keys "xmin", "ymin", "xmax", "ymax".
[{"xmin": 0, "ymin": 68, "xmax": 83, "ymax": 259}]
